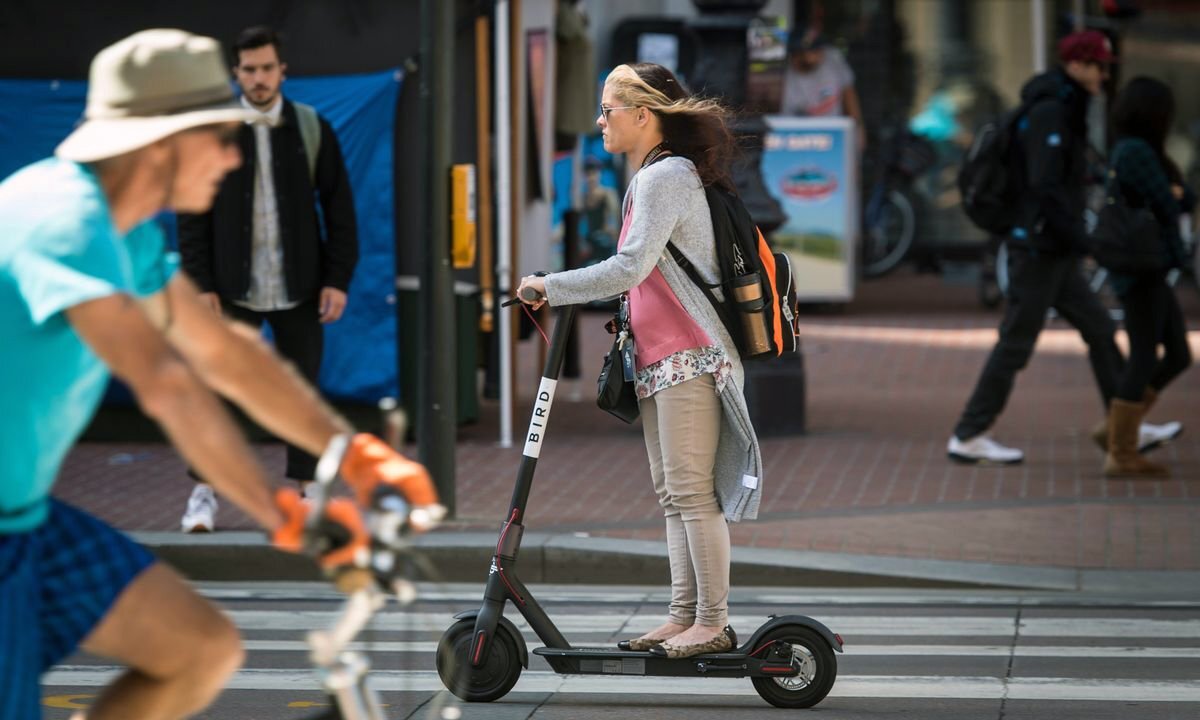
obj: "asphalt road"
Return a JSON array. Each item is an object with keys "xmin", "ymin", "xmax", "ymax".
[{"xmin": 43, "ymin": 582, "xmax": 1200, "ymax": 720}]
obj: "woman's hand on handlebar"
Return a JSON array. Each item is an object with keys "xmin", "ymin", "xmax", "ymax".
[{"xmin": 516, "ymin": 275, "xmax": 548, "ymax": 310}]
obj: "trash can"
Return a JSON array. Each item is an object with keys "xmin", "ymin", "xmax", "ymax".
[{"xmin": 743, "ymin": 347, "xmax": 806, "ymax": 437}]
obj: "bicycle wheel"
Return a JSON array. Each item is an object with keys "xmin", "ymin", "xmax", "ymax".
[{"xmin": 862, "ymin": 189, "xmax": 915, "ymax": 277}]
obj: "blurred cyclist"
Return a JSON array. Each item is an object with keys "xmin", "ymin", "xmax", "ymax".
[{"xmin": 0, "ymin": 30, "xmax": 441, "ymax": 720}]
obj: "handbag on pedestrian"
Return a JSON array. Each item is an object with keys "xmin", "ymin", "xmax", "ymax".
[{"xmin": 1090, "ymin": 143, "xmax": 1170, "ymax": 275}]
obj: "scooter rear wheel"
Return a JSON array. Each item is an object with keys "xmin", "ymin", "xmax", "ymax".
[
  {"xmin": 750, "ymin": 625, "xmax": 837, "ymax": 708},
  {"xmin": 436, "ymin": 619, "xmax": 523, "ymax": 702}
]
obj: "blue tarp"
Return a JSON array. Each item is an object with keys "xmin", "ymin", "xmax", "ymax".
[{"xmin": 0, "ymin": 70, "xmax": 403, "ymax": 403}]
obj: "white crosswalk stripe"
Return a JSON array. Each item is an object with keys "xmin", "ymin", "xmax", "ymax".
[
  {"xmin": 45, "ymin": 588, "xmax": 1200, "ymax": 709},
  {"xmin": 226, "ymin": 639, "xmax": 1200, "ymax": 659},
  {"xmin": 219, "ymin": 609, "xmax": 1200, "ymax": 638},
  {"xmin": 41, "ymin": 667, "xmax": 1200, "ymax": 702}
]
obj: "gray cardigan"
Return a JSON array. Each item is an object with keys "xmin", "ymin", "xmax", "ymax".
[{"xmin": 543, "ymin": 156, "xmax": 762, "ymax": 522}]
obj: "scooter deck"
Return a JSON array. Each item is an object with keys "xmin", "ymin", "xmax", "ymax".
[{"xmin": 532, "ymin": 645, "xmax": 799, "ymax": 678}]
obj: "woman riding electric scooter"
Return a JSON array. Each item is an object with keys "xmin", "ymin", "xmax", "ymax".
[
  {"xmin": 437, "ymin": 61, "xmax": 840, "ymax": 712},
  {"xmin": 520, "ymin": 62, "xmax": 758, "ymax": 659}
]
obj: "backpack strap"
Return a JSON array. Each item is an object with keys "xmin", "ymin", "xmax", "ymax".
[
  {"xmin": 666, "ymin": 241, "xmax": 738, "ymax": 343},
  {"xmin": 293, "ymin": 101, "xmax": 321, "ymax": 185}
]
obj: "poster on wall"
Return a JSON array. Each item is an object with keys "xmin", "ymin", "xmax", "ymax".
[{"xmin": 761, "ymin": 115, "xmax": 858, "ymax": 302}]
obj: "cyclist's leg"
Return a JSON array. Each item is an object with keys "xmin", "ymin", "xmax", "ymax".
[
  {"xmin": 36, "ymin": 500, "xmax": 242, "ymax": 720},
  {"xmin": 77, "ymin": 564, "xmax": 243, "ymax": 720}
]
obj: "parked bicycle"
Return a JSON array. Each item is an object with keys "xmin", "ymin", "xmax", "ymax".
[{"xmin": 860, "ymin": 125, "xmax": 937, "ymax": 277}]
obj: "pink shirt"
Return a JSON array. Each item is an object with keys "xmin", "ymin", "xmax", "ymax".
[{"xmin": 618, "ymin": 201, "xmax": 712, "ymax": 371}]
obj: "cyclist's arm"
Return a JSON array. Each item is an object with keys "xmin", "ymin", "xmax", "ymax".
[
  {"xmin": 65, "ymin": 291, "xmax": 283, "ymax": 530},
  {"xmin": 163, "ymin": 272, "xmax": 353, "ymax": 459}
]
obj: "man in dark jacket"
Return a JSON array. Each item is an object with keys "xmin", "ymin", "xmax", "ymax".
[
  {"xmin": 177, "ymin": 26, "xmax": 358, "ymax": 530},
  {"xmin": 948, "ymin": 30, "xmax": 1177, "ymax": 464}
]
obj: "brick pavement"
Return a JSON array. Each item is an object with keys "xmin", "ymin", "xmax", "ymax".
[{"xmin": 54, "ymin": 271, "xmax": 1200, "ymax": 573}]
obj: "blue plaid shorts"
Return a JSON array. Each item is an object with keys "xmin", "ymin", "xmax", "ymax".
[{"xmin": 0, "ymin": 499, "xmax": 155, "ymax": 719}]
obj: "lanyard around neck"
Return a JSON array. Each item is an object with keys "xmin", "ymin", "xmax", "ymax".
[{"xmin": 640, "ymin": 142, "xmax": 669, "ymax": 170}]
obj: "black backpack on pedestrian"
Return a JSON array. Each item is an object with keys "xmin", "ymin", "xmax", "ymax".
[{"xmin": 958, "ymin": 102, "xmax": 1031, "ymax": 234}]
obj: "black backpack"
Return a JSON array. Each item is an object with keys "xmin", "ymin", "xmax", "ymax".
[
  {"xmin": 958, "ymin": 101, "xmax": 1031, "ymax": 234},
  {"xmin": 668, "ymin": 185, "xmax": 799, "ymax": 361}
]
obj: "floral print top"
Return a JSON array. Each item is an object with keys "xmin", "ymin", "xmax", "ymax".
[{"xmin": 635, "ymin": 345, "xmax": 733, "ymax": 399}]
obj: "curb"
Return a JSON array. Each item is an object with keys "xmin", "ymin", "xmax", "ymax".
[{"xmin": 132, "ymin": 531, "xmax": 1200, "ymax": 593}]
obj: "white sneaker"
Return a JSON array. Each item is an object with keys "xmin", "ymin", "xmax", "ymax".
[
  {"xmin": 1140, "ymin": 421, "xmax": 1182, "ymax": 453},
  {"xmin": 181, "ymin": 485, "xmax": 218, "ymax": 533},
  {"xmin": 947, "ymin": 434, "xmax": 1025, "ymax": 465}
]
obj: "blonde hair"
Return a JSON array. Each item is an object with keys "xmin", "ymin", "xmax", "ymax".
[{"xmin": 605, "ymin": 63, "xmax": 735, "ymax": 189}]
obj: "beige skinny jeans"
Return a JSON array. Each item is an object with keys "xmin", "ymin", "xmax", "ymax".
[{"xmin": 640, "ymin": 372, "xmax": 730, "ymax": 627}]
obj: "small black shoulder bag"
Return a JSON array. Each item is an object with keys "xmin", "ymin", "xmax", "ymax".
[{"xmin": 596, "ymin": 294, "xmax": 639, "ymax": 423}]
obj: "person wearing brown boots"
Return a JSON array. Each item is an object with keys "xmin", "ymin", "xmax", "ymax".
[
  {"xmin": 1102, "ymin": 77, "xmax": 1195, "ymax": 478},
  {"xmin": 1089, "ymin": 387, "xmax": 1181, "ymax": 454},
  {"xmin": 1106, "ymin": 397, "xmax": 1170, "ymax": 478}
]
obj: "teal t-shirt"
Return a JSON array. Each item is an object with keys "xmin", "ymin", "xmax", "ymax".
[{"xmin": 0, "ymin": 158, "xmax": 178, "ymax": 533}]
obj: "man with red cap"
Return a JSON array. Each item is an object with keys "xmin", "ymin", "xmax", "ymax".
[{"xmin": 948, "ymin": 30, "xmax": 1181, "ymax": 465}]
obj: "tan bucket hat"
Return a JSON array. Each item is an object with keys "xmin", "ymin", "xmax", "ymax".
[{"xmin": 56, "ymin": 29, "xmax": 259, "ymax": 162}]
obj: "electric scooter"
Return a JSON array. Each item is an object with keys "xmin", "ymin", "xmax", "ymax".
[{"xmin": 436, "ymin": 295, "xmax": 844, "ymax": 709}]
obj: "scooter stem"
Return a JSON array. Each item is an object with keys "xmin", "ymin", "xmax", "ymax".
[
  {"xmin": 510, "ymin": 304, "xmax": 577, "ymax": 514},
  {"xmin": 470, "ymin": 305, "xmax": 579, "ymax": 665}
]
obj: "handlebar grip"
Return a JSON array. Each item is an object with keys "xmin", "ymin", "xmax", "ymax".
[{"xmin": 519, "ymin": 286, "xmax": 542, "ymax": 302}]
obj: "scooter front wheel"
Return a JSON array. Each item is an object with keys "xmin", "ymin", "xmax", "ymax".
[
  {"xmin": 750, "ymin": 625, "xmax": 837, "ymax": 709},
  {"xmin": 437, "ymin": 619, "xmax": 524, "ymax": 702}
]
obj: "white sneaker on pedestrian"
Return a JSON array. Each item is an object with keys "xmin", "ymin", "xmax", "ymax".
[
  {"xmin": 181, "ymin": 485, "xmax": 218, "ymax": 533},
  {"xmin": 1139, "ymin": 421, "xmax": 1182, "ymax": 453},
  {"xmin": 947, "ymin": 434, "xmax": 1024, "ymax": 465}
]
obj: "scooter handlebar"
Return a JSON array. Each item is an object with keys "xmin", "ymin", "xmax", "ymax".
[{"xmin": 500, "ymin": 274, "xmax": 548, "ymax": 307}]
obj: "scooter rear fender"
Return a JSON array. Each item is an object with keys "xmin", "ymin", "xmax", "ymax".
[{"xmin": 740, "ymin": 615, "xmax": 843, "ymax": 654}]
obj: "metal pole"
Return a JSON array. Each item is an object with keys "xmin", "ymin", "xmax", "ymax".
[
  {"xmin": 418, "ymin": 0, "xmax": 457, "ymax": 512},
  {"xmin": 1073, "ymin": 0, "xmax": 1086, "ymax": 31},
  {"xmin": 475, "ymin": 11, "xmax": 495, "ymax": 336},
  {"xmin": 496, "ymin": 0, "xmax": 514, "ymax": 449},
  {"xmin": 1032, "ymin": 0, "xmax": 1048, "ymax": 73}
]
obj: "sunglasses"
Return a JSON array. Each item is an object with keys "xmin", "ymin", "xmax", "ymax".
[
  {"xmin": 185, "ymin": 124, "xmax": 241, "ymax": 147},
  {"xmin": 210, "ymin": 125, "xmax": 242, "ymax": 147},
  {"xmin": 600, "ymin": 104, "xmax": 637, "ymax": 120}
]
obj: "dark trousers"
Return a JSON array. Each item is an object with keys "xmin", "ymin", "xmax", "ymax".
[
  {"xmin": 954, "ymin": 247, "xmax": 1123, "ymax": 440},
  {"xmin": 1116, "ymin": 277, "xmax": 1192, "ymax": 401},
  {"xmin": 193, "ymin": 299, "xmax": 324, "ymax": 483}
]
